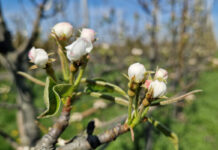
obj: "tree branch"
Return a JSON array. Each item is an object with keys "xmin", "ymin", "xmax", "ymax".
[
  {"xmin": 0, "ymin": 129, "xmax": 19, "ymax": 149},
  {"xmin": 35, "ymin": 97, "xmax": 72, "ymax": 150},
  {"xmin": 56, "ymin": 123, "xmax": 130, "ymax": 150},
  {"xmin": 17, "ymin": 0, "xmax": 48, "ymax": 58},
  {"xmin": 0, "ymin": 0, "xmax": 14, "ymax": 55}
]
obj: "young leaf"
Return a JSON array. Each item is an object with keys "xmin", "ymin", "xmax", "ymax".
[
  {"xmin": 53, "ymin": 84, "xmax": 73, "ymax": 98},
  {"xmin": 147, "ymin": 117, "xmax": 179, "ymax": 150},
  {"xmin": 86, "ymin": 92, "xmax": 129, "ymax": 107},
  {"xmin": 84, "ymin": 79, "xmax": 127, "ymax": 96},
  {"xmin": 38, "ymin": 77, "xmax": 60, "ymax": 118}
]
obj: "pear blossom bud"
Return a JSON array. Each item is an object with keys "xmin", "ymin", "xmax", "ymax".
[
  {"xmin": 28, "ymin": 47, "xmax": 37, "ymax": 62},
  {"xmin": 66, "ymin": 38, "xmax": 93, "ymax": 62},
  {"xmin": 145, "ymin": 80, "xmax": 152, "ymax": 89},
  {"xmin": 28, "ymin": 47, "xmax": 48, "ymax": 68},
  {"xmin": 52, "ymin": 22, "xmax": 73, "ymax": 40},
  {"xmin": 149, "ymin": 80, "xmax": 167, "ymax": 98},
  {"xmin": 80, "ymin": 28, "xmax": 95, "ymax": 43},
  {"xmin": 128, "ymin": 63, "xmax": 146, "ymax": 83},
  {"xmin": 155, "ymin": 68, "xmax": 168, "ymax": 80}
]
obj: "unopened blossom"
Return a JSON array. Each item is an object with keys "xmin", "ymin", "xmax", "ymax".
[
  {"xmin": 28, "ymin": 47, "xmax": 37, "ymax": 62},
  {"xmin": 52, "ymin": 22, "xmax": 73, "ymax": 40},
  {"xmin": 28, "ymin": 47, "xmax": 48, "ymax": 68},
  {"xmin": 66, "ymin": 38, "xmax": 93, "ymax": 62},
  {"xmin": 128, "ymin": 63, "xmax": 146, "ymax": 83},
  {"xmin": 145, "ymin": 80, "xmax": 152, "ymax": 89},
  {"xmin": 155, "ymin": 68, "xmax": 168, "ymax": 80},
  {"xmin": 80, "ymin": 28, "xmax": 95, "ymax": 43},
  {"xmin": 149, "ymin": 80, "xmax": 167, "ymax": 98}
]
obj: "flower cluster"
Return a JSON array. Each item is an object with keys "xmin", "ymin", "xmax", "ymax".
[
  {"xmin": 28, "ymin": 22, "xmax": 96, "ymax": 68},
  {"xmin": 128, "ymin": 62, "xmax": 168, "ymax": 98},
  {"xmin": 66, "ymin": 28, "xmax": 95, "ymax": 62}
]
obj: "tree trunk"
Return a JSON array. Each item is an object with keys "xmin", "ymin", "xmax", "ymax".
[{"xmin": 14, "ymin": 71, "xmax": 40, "ymax": 146}]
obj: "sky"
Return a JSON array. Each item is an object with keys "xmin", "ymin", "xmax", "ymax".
[{"xmin": 1, "ymin": 0, "xmax": 218, "ymax": 42}]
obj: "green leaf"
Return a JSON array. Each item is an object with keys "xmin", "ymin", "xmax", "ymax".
[
  {"xmin": 53, "ymin": 84, "xmax": 74, "ymax": 98},
  {"xmin": 87, "ymin": 92, "xmax": 129, "ymax": 107},
  {"xmin": 84, "ymin": 79, "xmax": 125, "ymax": 95},
  {"xmin": 148, "ymin": 117, "xmax": 179, "ymax": 150},
  {"xmin": 38, "ymin": 77, "xmax": 60, "ymax": 118}
]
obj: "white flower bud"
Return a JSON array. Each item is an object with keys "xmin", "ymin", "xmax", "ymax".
[
  {"xmin": 66, "ymin": 38, "xmax": 93, "ymax": 62},
  {"xmin": 155, "ymin": 68, "xmax": 168, "ymax": 80},
  {"xmin": 128, "ymin": 63, "xmax": 146, "ymax": 83},
  {"xmin": 149, "ymin": 80, "xmax": 167, "ymax": 98},
  {"xmin": 52, "ymin": 22, "xmax": 73, "ymax": 40},
  {"xmin": 28, "ymin": 47, "xmax": 38, "ymax": 62},
  {"xmin": 144, "ymin": 80, "xmax": 152, "ymax": 89},
  {"xmin": 80, "ymin": 28, "xmax": 95, "ymax": 43},
  {"xmin": 28, "ymin": 47, "xmax": 48, "ymax": 68}
]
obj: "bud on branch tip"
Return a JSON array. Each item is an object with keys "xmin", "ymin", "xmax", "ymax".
[
  {"xmin": 128, "ymin": 63, "xmax": 146, "ymax": 83},
  {"xmin": 65, "ymin": 28, "xmax": 96, "ymax": 62},
  {"xmin": 52, "ymin": 22, "xmax": 73, "ymax": 40},
  {"xmin": 28, "ymin": 47, "xmax": 48, "ymax": 68}
]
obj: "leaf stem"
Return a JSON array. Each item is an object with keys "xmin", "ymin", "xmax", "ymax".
[
  {"xmin": 58, "ymin": 48, "xmax": 70, "ymax": 81},
  {"xmin": 74, "ymin": 64, "xmax": 86, "ymax": 89},
  {"xmin": 134, "ymin": 87, "xmax": 140, "ymax": 117},
  {"xmin": 69, "ymin": 64, "xmax": 77, "ymax": 84}
]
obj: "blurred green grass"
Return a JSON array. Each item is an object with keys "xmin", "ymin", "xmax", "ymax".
[{"xmin": 0, "ymin": 69, "xmax": 218, "ymax": 150}]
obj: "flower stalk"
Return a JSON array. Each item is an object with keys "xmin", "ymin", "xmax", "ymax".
[
  {"xmin": 69, "ymin": 63, "xmax": 77, "ymax": 84},
  {"xmin": 58, "ymin": 46, "xmax": 70, "ymax": 81}
]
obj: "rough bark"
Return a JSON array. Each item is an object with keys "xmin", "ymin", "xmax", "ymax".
[
  {"xmin": 35, "ymin": 97, "xmax": 72, "ymax": 150},
  {"xmin": 56, "ymin": 123, "xmax": 129, "ymax": 150}
]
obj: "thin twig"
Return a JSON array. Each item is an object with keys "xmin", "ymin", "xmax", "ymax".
[{"xmin": 17, "ymin": 0, "xmax": 48, "ymax": 57}]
